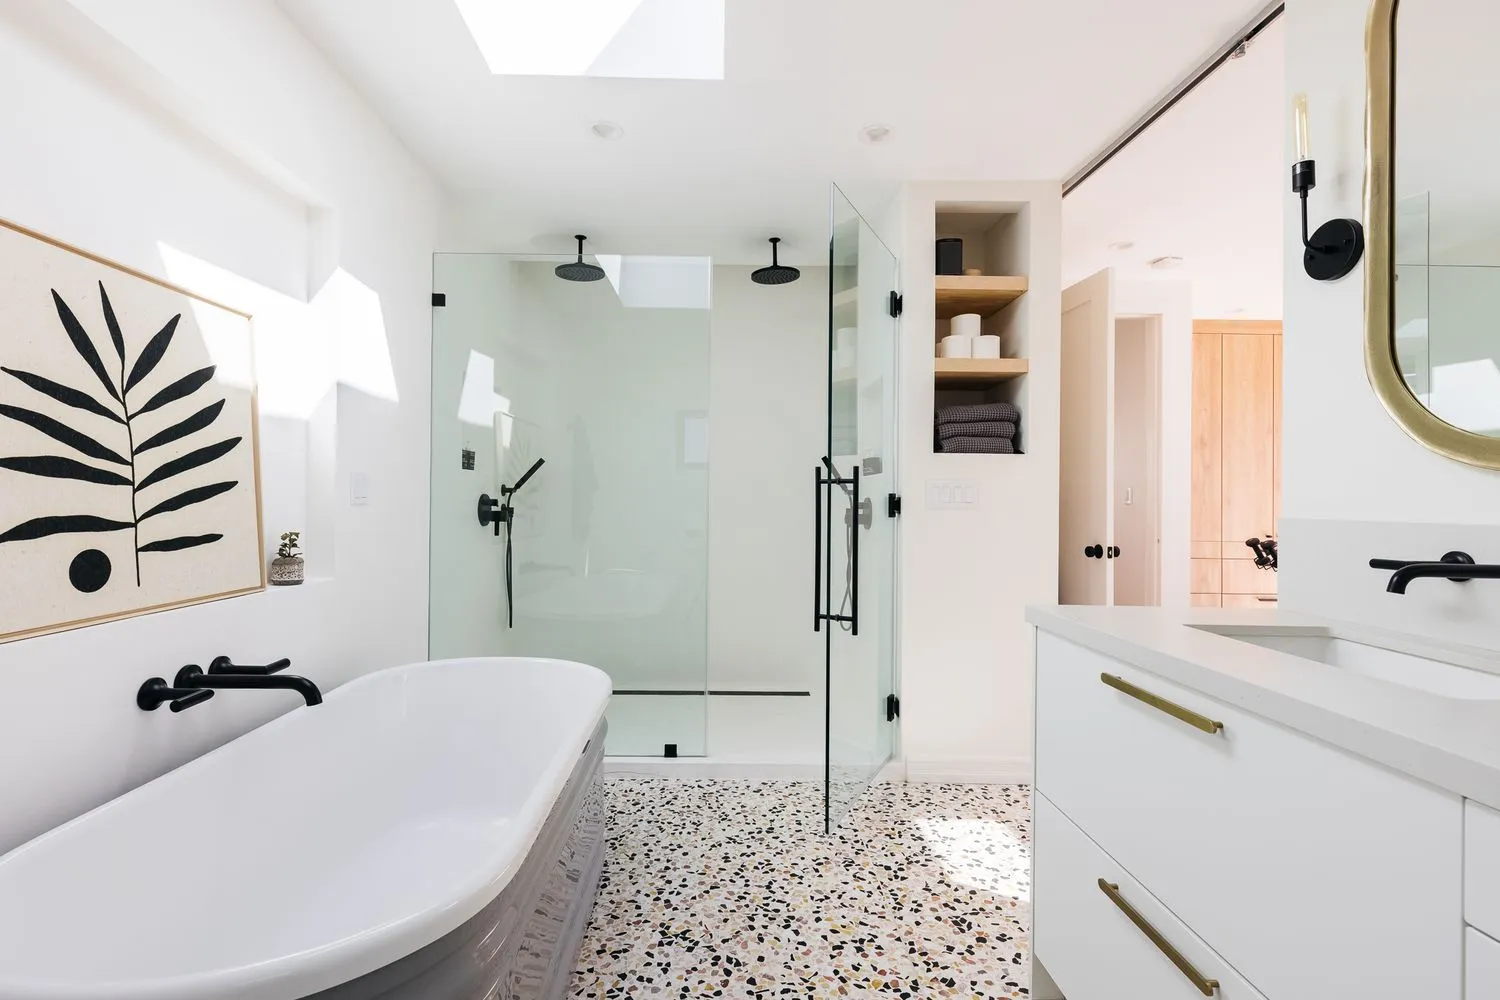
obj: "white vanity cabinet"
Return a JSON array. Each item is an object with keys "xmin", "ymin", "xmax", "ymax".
[{"xmin": 1032, "ymin": 631, "xmax": 1465, "ymax": 1000}]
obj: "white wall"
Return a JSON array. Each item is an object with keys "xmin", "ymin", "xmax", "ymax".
[
  {"xmin": 893, "ymin": 181, "xmax": 1062, "ymax": 783},
  {"xmin": 0, "ymin": 1, "xmax": 440, "ymax": 853},
  {"xmin": 707, "ymin": 268, "xmax": 826, "ymax": 695},
  {"xmin": 1280, "ymin": 0, "xmax": 1500, "ymax": 645}
]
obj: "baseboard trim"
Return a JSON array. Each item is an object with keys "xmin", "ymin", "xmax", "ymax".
[{"xmin": 904, "ymin": 757, "xmax": 1032, "ymax": 785}]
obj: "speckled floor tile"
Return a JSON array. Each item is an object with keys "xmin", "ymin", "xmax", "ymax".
[{"xmin": 569, "ymin": 780, "xmax": 1032, "ymax": 999}]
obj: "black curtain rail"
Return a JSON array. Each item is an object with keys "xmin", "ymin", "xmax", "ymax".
[{"xmin": 1063, "ymin": 2, "xmax": 1285, "ymax": 197}]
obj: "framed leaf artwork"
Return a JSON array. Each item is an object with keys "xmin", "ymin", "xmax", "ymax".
[{"xmin": 0, "ymin": 218, "xmax": 264, "ymax": 642}]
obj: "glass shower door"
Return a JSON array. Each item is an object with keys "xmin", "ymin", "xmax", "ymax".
[{"xmin": 823, "ymin": 186, "xmax": 899, "ymax": 831}]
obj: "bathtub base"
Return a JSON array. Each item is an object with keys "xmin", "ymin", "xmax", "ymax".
[{"xmin": 305, "ymin": 722, "xmax": 607, "ymax": 1000}]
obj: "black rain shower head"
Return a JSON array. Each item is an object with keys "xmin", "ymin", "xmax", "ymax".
[
  {"xmin": 751, "ymin": 237, "xmax": 800, "ymax": 285},
  {"xmin": 556, "ymin": 235, "xmax": 606, "ymax": 282}
]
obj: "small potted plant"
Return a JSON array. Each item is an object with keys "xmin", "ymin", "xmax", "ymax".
[{"xmin": 270, "ymin": 531, "xmax": 304, "ymax": 586}]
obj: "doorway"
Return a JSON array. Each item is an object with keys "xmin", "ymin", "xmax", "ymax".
[{"xmin": 1058, "ymin": 270, "xmax": 1165, "ymax": 607}]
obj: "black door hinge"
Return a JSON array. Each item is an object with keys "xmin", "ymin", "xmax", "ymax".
[
  {"xmin": 887, "ymin": 493, "xmax": 902, "ymax": 517},
  {"xmin": 888, "ymin": 291, "xmax": 903, "ymax": 318},
  {"xmin": 886, "ymin": 693, "xmax": 901, "ymax": 722},
  {"xmin": 432, "ymin": 292, "xmax": 447, "ymax": 307}
]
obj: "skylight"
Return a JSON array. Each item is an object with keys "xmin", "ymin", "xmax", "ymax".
[{"xmin": 452, "ymin": 0, "xmax": 724, "ymax": 80}]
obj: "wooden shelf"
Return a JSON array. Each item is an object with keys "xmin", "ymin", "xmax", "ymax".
[
  {"xmin": 935, "ymin": 275, "xmax": 1028, "ymax": 319},
  {"xmin": 934, "ymin": 357, "xmax": 1029, "ymax": 386}
]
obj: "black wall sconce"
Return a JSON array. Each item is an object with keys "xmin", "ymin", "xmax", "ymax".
[{"xmin": 1292, "ymin": 93, "xmax": 1364, "ymax": 281}]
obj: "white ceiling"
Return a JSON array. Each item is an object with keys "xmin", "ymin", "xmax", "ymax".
[
  {"xmin": 1062, "ymin": 16, "xmax": 1285, "ymax": 319},
  {"xmin": 277, "ymin": 0, "xmax": 1272, "ymax": 264}
]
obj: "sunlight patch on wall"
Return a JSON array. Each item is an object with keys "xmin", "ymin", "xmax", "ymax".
[
  {"xmin": 457, "ymin": 349, "xmax": 515, "ymax": 438},
  {"xmin": 157, "ymin": 243, "xmax": 323, "ymax": 414},
  {"xmin": 312, "ymin": 269, "xmax": 399, "ymax": 404},
  {"xmin": 159, "ymin": 246, "xmax": 399, "ymax": 415}
]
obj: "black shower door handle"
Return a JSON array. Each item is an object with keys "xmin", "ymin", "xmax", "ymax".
[
  {"xmin": 849, "ymin": 467, "xmax": 860, "ymax": 637},
  {"xmin": 813, "ymin": 465, "xmax": 823, "ymax": 632}
]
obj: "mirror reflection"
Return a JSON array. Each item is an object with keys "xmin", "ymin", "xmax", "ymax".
[{"xmin": 1394, "ymin": 1, "xmax": 1500, "ymax": 435}]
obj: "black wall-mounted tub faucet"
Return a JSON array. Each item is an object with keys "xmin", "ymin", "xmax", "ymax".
[
  {"xmin": 1370, "ymin": 551, "xmax": 1500, "ymax": 594},
  {"xmin": 137, "ymin": 656, "xmax": 321, "ymax": 711}
]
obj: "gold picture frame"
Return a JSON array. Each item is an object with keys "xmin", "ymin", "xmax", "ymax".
[
  {"xmin": 0, "ymin": 216, "xmax": 266, "ymax": 643},
  {"xmin": 1365, "ymin": 0, "xmax": 1500, "ymax": 469}
]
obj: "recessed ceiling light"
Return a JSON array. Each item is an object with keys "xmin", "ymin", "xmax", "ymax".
[
  {"xmin": 1108, "ymin": 241, "xmax": 1135, "ymax": 251},
  {"xmin": 1149, "ymin": 255, "xmax": 1185, "ymax": 270},
  {"xmin": 859, "ymin": 124, "xmax": 891, "ymax": 144},
  {"xmin": 591, "ymin": 121, "xmax": 625, "ymax": 140}
]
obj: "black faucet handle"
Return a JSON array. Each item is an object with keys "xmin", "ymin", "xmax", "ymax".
[
  {"xmin": 169, "ymin": 688, "xmax": 215, "ymax": 713},
  {"xmin": 209, "ymin": 656, "xmax": 291, "ymax": 675},
  {"xmin": 137, "ymin": 676, "xmax": 213, "ymax": 712}
]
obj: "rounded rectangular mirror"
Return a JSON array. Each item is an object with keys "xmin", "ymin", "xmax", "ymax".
[{"xmin": 1367, "ymin": 0, "xmax": 1500, "ymax": 467}]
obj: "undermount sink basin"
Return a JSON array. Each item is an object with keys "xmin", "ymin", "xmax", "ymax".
[{"xmin": 1191, "ymin": 624, "xmax": 1500, "ymax": 700}]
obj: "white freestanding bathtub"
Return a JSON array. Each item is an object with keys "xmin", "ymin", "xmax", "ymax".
[{"xmin": 0, "ymin": 657, "xmax": 611, "ymax": 1000}]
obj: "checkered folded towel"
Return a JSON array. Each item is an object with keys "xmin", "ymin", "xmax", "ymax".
[
  {"xmin": 939, "ymin": 436, "xmax": 1016, "ymax": 454},
  {"xmin": 936, "ymin": 402, "xmax": 1020, "ymax": 426},
  {"xmin": 937, "ymin": 421, "xmax": 1016, "ymax": 441}
]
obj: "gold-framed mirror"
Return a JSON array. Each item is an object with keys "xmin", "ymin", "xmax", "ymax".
[{"xmin": 1366, "ymin": 0, "xmax": 1500, "ymax": 468}]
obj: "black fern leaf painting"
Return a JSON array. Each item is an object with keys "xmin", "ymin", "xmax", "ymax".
[{"xmin": 0, "ymin": 281, "xmax": 242, "ymax": 592}]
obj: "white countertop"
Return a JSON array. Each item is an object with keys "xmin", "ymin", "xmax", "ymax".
[{"xmin": 1026, "ymin": 604, "xmax": 1500, "ymax": 809}]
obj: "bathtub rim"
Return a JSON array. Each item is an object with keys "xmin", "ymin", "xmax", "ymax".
[{"xmin": 0, "ymin": 656, "xmax": 611, "ymax": 1000}]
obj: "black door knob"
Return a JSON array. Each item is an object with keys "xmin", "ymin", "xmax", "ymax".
[{"xmin": 1084, "ymin": 544, "xmax": 1103, "ymax": 559}]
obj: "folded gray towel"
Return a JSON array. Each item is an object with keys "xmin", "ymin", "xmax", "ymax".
[
  {"xmin": 937, "ymin": 420, "xmax": 1017, "ymax": 441},
  {"xmin": 937, "ymin": 402, "xmax": 1020, "ymax": 426},
  {"xmin": 940, "ymin": 436, "xmax": 1015, "ymax": 454}
]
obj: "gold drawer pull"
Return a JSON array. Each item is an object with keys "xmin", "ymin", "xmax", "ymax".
[
  {"xmin": 1100, "ymin": 673, "xmax": 1223, "ymax": 735},
  {"xmin": 1099, "ymin": 879, "xmax": 1220, "ymax": 996}
]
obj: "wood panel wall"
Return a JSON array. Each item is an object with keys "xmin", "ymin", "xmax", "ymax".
[{"xmin": 1190, "ymin": 320, "xmax": 1281, "ymax": 608}]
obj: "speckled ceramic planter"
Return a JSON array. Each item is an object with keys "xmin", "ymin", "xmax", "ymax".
[{"xmin": 269, "ymin": 555, "xmax": 304, "ymax": 586}]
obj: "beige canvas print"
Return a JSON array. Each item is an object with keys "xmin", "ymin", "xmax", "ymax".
[{"xmin": 0, "ymin": 219, "xmax": 263, "ymax": 642}]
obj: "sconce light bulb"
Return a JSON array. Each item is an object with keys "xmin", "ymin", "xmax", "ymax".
[{"xmin": 1293, "ymin": 92, "xmax": 1311, "ymax": 162}]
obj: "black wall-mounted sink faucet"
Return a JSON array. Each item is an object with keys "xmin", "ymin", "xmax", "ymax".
[
  {"xmin": 1370, "ymin": 551, "xmax": 1500, "ymax": 594},
  {"xmin": 136, "ymin": 656, "xmax": 322, "ymax": 711}
]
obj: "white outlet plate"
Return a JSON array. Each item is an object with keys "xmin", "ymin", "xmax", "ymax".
[{"xmin": 926, "ymin": 479, "xmax": 978, "ymax": 509}]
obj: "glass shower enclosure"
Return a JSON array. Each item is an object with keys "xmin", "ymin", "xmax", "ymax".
[{"xmin": 427, "ymin": 188, "xmax": 899, "ymax": 831}]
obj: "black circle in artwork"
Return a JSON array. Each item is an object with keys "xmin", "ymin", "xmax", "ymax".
[{"xmin": 69, "ymin": 549, "xmax": 112, "ymax": 593}]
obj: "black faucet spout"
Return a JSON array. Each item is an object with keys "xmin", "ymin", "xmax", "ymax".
[
  {"xmin": 1374, "ymin": 550, "xmax": 1500, "ymax": 594},
  {"xmin": 1385, "ymin": 562, "xmax": 1500, "ymax": 594},
  {"xmin": 174, "ymin": 664, "xmax": 323, "ymax": 706}
]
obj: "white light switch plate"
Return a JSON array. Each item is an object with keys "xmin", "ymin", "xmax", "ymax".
[
  {"xmin": 926, "ymin": 479, "xmax": 979, "ymax": 509},
  {"xmin": 350, "ymin": 472, "xmax": 370, "ymax": 506}
]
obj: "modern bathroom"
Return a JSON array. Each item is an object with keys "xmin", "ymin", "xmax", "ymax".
[{"xmin": 3, "ymin": 1, "xmax": 1500, "ymax": 999}]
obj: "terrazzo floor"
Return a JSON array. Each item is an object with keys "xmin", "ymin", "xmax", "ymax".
[{"xmin": 568, "ymin": 779, "xmax": 1032, "ymax": 998}]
